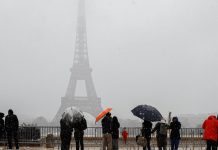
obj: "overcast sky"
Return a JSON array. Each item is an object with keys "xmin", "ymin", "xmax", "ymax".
[{"xmin": 0, "ymin": 0, "xmax": 218, "ymax": 121}]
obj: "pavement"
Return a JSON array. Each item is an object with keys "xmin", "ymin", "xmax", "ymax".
[{"xmin": 0, "ymin": 146, "xmax": 206, "ymax": 150}]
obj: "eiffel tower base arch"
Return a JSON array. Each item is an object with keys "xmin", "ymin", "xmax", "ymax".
[{"xmin": 52, "ymin": 97, "xmax": 103, "ymax": 125}]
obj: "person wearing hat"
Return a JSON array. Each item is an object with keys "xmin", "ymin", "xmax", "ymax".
[
  {"xmin": 0, "ymin": 112, "xmax": 5, "ymax": 140},
  {"xmin": 5, "ymin": 109, "xmax": 19, "ymax": 149},
  {"xmin": 151, "ymin": 119, "xmax": 169, "ymax": 150}
]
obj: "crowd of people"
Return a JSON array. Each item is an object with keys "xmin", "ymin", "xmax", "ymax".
[
  {"xmin": 60, "ymin": 112, "xmax": 128, "ymax": 150},
  {"xmin": 99, "ymin": 113, "xmax": 218, "ymax": 150},
  {"xmin": 100, "ymin": 112, "xmax": 182, "ymax": 150},
  {"xmin": 0, "ymin": 109, "xmax": 19, "ymax": 149},
  {"xmin": 138, "ymin": 117, "xmax": 181, "ymax": 150}
]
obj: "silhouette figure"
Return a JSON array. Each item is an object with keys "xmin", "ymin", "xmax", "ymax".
[
  {"xmin": 102, "ymin": 112, "xmax": 112, "ymax": 150},
  {"xmin": 74, "ymin": 116, "xmax": 87, "ymax": 150},
  {"xmin": 0, "ymin": 112, "xmax": 5, "ymax": 140},
  {"xmin": 169, "ymin": 117, "xmax": 181, "ymax": 150},
  {"xmin": 152, "ymin": 119, "xmax": 169, "ymax": 150},
  {"xmin": 60, "ymin": 118, "xmax": 73, "ymax": 150},
  {"xmin": 5, "ymin": 109, "xmax": 19, "ymax": 149},
  {"xmin": 142, "ymin": 120, "xmax": 152, "ymax": 150},
  {"xmin": 111, "ymin": 116, "xmax": 120, "ymax": 150}
]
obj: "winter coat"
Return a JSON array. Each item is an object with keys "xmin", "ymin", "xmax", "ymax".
[
  {"xmin": 60, "ymin": 119, "xmax": 73, "ymax": 142},
  {"xmin": 141, "ymin": 120, "xmax": 152, "ymax": 138},
  {"xmin": 0, "ymin": 118, "xmax": 4, "ymax": 131},
  {"xmin": 101, "ymin": 116, "xmax": 112, "ymax": 134},
  {"xmin": 151, "ymin": 122, "xmax": 169, "ymax": 138},
  {"xmin": 74, "ymin": 117, "xmax": 87, "ymax": 139},
  {"xmin": 0, "ymin": 118, "xmax": 4, "ymax": 137},
  {"xmin": 74, "ymin": 129, "xmax": 84, "ymax": 140},
  {"xmin": 111, "ymin": 120, "xmax": 120, "ymax": 139},
  {"xmin": 122, "ymin": 130, "xmax": 128, "ymax": 140},
  {"xmin": 74, "ymin": 117, "xmax": 87, "ymax": 131},
  {"xmin": 5, "ymin": 114, "xmax": 19, "ymax": 132},
  {"xmin": 202, "ymin": 115, "xmax": 218, "ymax": 142},
  {"xmin": 169, "ymin": 120, "xmax": 181, "ymax": 139},
  {"xmin": 152, "ymin": 122, "xmax": 168, "ymax": 147}
]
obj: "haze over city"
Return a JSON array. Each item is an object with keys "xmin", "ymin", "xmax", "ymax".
[{"xmin": 0, "ymin": 0, "xmax": 217, "ymax": 122}]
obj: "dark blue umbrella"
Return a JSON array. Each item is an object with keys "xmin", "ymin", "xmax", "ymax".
[{"xmin": 131, "ymin": 105, "xmax": 163, "ymax": 122}]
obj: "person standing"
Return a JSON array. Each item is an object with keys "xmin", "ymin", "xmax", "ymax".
[
  {"xmin": 101, "ymin": 112, "xmax": 112, "ymax": 150},
  {"xmin": 141, "ymin": 120, "xmax": 152, "ymax": 150},
  {"xmin": 74, "ymin": 116, "xmax": 87, "ymax": 150},
  {"xmin": 152, "ymin": 119, "xmax": 169, "ymax": 150},
  {"xmin": 169, "ymin": 117, "xmax": 181, "ymax": 150},
  {"xmin": 111, "ymin": 116, "xmax": 120, "ymax": 150},
  {"xmin": 60, "ymin": 117, "xmax": 73, "ymax": 150},
  {"xmin": 217, "ymin": 115, "xmax": 218, "ymax": 150},
  {"xmin": 5, "ymin": 109, "xmax": 19, "ymax": 149},
  {"xmin": 0, "ymin": 113, "xmax": 5, "ymax": 140},
  {"xmin": 202, "ymin": 115, "xmax": 218, "ymax": 150},
  {"xmin": 121, "ymin": 127, "xmax": 128, "ymax": 144}
]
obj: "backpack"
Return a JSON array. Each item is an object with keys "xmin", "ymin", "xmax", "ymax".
[{"xmin": 159, "ymin": 123, "xmax": 168, "ymax": 135}]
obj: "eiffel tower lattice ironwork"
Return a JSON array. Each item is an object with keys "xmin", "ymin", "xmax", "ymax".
[{"xmin": 53, "ymin": 0, "xmax": 103, "ymax": 124}]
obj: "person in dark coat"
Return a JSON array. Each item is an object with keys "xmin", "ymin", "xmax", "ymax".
[
  {"xmin": 0, "ymin": 113, "xmax": 5, "ymax": 140},
  {"xmin": 152, "ymin": 119, "xmax": 169, "ymax": 150},
  {"xmin": 111, "ymin": 116, "xmax": 120, "ymax": 150},
  {"xmin": 60, "ymin": 117, "xmax": 73, "ymax": 150},
  {"xmin": 5, "ymin": 109, "xmax": 19, "ymax": 149},
  {"xmin": 169, "ymin": 117, "xmax": 181, "ymax": 150},
  {"xmin": 141, "ymin": 120, "xmax": 152, "ymax": 150},
  {"xmin": 101, "ymin": 112, "xmax": 112, "ymax": 150},
  {"xmin": 74, "ymin": 117, "xmax": 87, "ymax": 150}
]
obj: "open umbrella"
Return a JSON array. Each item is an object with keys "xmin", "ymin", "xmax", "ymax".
[
  {"xmin": 62, "ymin": 107, "xmax": 84, "ymax": 124},
  {"xmin": 95, "ymin": 108, "xmax": 112, "ymax": 123},
  {"xmin": 131, "ymin": 105, "xmax": 163, "ymax": 122}
]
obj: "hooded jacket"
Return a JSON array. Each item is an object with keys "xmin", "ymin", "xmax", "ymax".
[
  {"xmin": 202, "ymin": 115, "xmax": 218, "ymax": 142},
  {"xmin": 111, "ymin": 117, "xmax": 120, "ymax": 139},
  {"xmin": 169, "ymin": 117, "xmax": 181, "ymax": 139}
]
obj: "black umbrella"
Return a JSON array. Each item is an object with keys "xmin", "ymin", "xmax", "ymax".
[{"xmin": 131, "ymin": 105, "xmax": 163, "ymax": 122}]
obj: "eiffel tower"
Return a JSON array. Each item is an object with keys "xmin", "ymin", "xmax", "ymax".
[{"xmin": 53, "ymin": 0, "xmax": 103, "ymax": 124}]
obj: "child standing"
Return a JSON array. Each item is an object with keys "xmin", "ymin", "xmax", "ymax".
[{"xmin": 122, "ymin": 127, "xmax": 128, "ymax": 144}]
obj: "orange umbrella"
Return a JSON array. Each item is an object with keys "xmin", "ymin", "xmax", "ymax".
[{"xmin": 95, "ymin": 108, "xmax": 112, "ymax": 123}]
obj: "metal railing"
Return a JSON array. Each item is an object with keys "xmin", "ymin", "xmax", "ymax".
[
  {"xmin": 0, "ymin": 126, "xmax": 204, "ymax": 138},
  {"xmin": 0, "ymin": 126, "xmax": 204, "ymax": 145}
]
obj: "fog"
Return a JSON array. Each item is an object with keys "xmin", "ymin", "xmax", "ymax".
[{"xmin": 0, "ymin": 0, "xmax": 218, "ymax": 121}]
